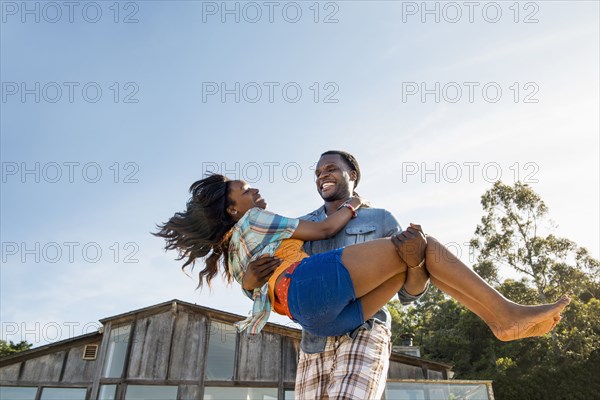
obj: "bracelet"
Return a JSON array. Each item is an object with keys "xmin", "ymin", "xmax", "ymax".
[
  {"xmin": 340, "ymin": 202, "xmax": 358, "ymax": 218},
  {"xmin": 407, "ymin": 259, "xmax": 425, "ymax": 269},
  {"xmin": 337, "ymin": 197, "xmax": 353, "ymax": 210}
]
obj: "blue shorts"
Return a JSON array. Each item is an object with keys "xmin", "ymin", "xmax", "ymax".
[{"xmin": 287, "ymin": 248, "xmax": 365, "ymax": 337}]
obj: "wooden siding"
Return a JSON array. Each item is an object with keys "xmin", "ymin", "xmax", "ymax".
[
  {"xmin": 388, "ymin": 361, "xmax": 426, "ymax": 380},
  {"xmin": 127, "ymin": 312, "xmax": 174, "ymax": 380},
  {"xmin": 20, "ymin": 351, "xmax": 66, "ymax": 382},
  {"xmin": 0, "ymin": 362, "xmax": 21, "ymax": 381},
  {"xmin": 168, "ymin": 312, "xmax": 208, "ymax": 381},
  {"xmin": 281, "ymin": 337, "xmax": 299, "ymax": 383},
  {"xmin": 427, "ymin": 369, "xmax": 444, "ymax": 379},
  {"xmin": 237, "ymin": 331, "xmax": 281, "ymax": 382},
  {"xmin": 62, "ymin": 344, "xmax": 100, "ymax": 382}
]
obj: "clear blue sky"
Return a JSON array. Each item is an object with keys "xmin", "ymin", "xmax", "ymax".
[{"xmin": 1, "ymin": 1, "xmax": 598, "ymax": 346}]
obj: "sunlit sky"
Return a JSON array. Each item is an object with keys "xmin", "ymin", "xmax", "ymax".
[{"xmin": 1, "ymin": 1, "xmax": 598, "ymax": 346}]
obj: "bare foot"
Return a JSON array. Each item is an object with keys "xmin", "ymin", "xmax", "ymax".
[
  {"xmin": 491, "ymin": 295, "xmax": 570, "ymax": 341},
  {"xmin": 493, "ymin": 317, "xmax": 558, "ymax": 341}
]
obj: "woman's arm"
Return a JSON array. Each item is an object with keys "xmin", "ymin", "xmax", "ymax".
[{"xmin": 291, "ymin": 197, "xmax": 362, "ymax": 241}]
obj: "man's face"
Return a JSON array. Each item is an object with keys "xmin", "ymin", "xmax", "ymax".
[{"xmin": 314, "ymin": 154, "xmax": 357, "ymax": 201}]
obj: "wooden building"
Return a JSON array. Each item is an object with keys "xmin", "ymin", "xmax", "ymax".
[{"xmin": 0, "ymin": 299, "xmax": 494, "ymax": 399}]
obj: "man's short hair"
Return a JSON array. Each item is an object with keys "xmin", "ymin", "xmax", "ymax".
[{"xmin": 320, "ymin": 150, "xmax": 361, "ymax": 189}]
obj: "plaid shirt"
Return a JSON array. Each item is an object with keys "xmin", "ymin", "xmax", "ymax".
[{"xmin": 228, "ymin": 207, "xmax": 299, "ymax": 334}]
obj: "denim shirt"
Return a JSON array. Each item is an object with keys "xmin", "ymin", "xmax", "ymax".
[{"xmin": 299, "ymin": 206, "xmax": 428, "ymax": 354}]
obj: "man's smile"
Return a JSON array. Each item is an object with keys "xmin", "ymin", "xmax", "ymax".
[{"xmin": 320, "ymin": 181, "xmax": 336, "ymax": 194}]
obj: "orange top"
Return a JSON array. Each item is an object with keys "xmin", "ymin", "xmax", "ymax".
[{"xmin": 267, "ymin": 239, "xmax": 308, "ymax": 312}]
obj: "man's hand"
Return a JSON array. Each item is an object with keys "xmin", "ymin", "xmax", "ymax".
[
  {"xmin": 242, "ymin": 255, "xmax": 282, "ymax": 291},
  {"xmin": 391, "ymin": 223, "xmax": 427, "ymax": 269}
]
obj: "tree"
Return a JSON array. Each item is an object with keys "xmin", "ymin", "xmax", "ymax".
[
  {"xmin": 0, "ymin": 339, "xmax": 32, "ymax": 358},
  {"xmin": 470, "ymin": 181, "xmax": 599, "ymax": 302},
  {"xmin": 390, "ymin": 181, "xmax": 600, "ymax": 399},
  {"xmin": 471, "ymin": 181, "xmax": 599, "ymax": 360}
]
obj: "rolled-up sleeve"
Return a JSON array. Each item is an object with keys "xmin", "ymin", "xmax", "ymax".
[
  {"xmin": 382, "ymin": 210, "xmax": 402, "ymax": 238},
  {"xmin": 397, "ymin": 282, "xmax": 430, "ymax": 305}
]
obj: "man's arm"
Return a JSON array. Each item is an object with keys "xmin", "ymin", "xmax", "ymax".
[{"xmin": 242, "ymin": 255, "xmax": 282, "ymax": 292}]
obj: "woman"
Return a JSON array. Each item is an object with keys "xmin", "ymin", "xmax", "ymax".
[{"xmin": 154, "ymin": 174, "xmax": 569, "ymax": 340}]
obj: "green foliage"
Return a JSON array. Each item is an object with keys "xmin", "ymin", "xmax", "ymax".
[
  {"xmin": 471, "ymin": 182, "xmax": 599, "ymax": 299},
  {"xmin": 0, "ymin": 339, "xmax": 32, "ymax": 358},
  {"xmin": 391, "ymin": 181, "xmax": 599, "ymax": 399}
]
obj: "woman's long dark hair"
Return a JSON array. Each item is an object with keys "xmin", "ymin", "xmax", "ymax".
[{"xmin": 153, "ymin": 174, "xmax": 237, "ymax": 288}]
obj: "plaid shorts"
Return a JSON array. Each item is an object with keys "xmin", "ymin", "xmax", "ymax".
[{"xmin": 294, "ymin": 322, "xmax": 392, "ymax": 400}]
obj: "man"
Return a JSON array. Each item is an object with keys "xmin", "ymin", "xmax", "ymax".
[{"xmin": 243, "ymin": 150, "xmax": 430, "ymax": 399}]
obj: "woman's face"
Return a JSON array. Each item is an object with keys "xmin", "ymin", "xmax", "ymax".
[{"xmin": 227, "ymin": 180, "xmax": 267, "ymax": 219}]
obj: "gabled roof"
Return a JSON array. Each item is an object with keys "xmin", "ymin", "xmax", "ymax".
[
  {"xmin": 1, "ymin": 299, "xmax": 452, "ymax": 370},
  {"xmin": 0, "ymin": 331, "xmax": 102, "ymax": 366},
  {"xmin": 99, "ymin": 299, "xmax": 303, "ymax": 337},
  {"xmin": 0, "ymin": 299, "xmax": 300, "ymax": 366}
]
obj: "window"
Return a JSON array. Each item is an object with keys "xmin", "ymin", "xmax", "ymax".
[
  {"xmin": 125, "ymin": 385, "xmax": 177, "ymax": 400},
  {"xmin": 204, "ymin": 321, "xmax": 236, "ymax": 380},
  {"xmin": 98, "ymin": 384, "xmax": 117, "ymax": 400},
  {"xmin": 0, "ymin": 386, "xmax": 37, "ymax": 400},
  {"xmin": 102, "ymin": 324, "xmax": 131, "ymax": 378},
  {"xmin": 385, "ymin": 382, "xmax": 490, "ymax": 400},
  {"xmin": 203, "ymin": 387, "xmax": 277, "ymax": 400},
  {"xmin": 284, "ymin": 389, "xmax": 295, "ymax": 399},
  {"xmin": 40, "ymin": 387, "xmax": 87, "ymax": 400}
]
